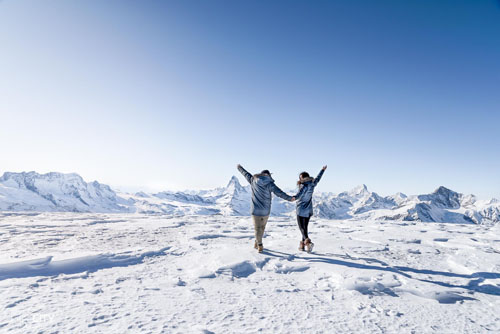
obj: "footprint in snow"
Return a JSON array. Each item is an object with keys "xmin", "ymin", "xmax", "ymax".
[
  {"xmin": 273, "ymin": 262, "xmax": 310, "ymax": 274},
  {"xmin": 216, "ymin": 261, "xmax": 256, "ymax": 278},
  {"xmin": 434, "ymin": 238, "xmax": 449, "ymax": 242},
  {"xmin": 428, "ymin": 291, "xmax": 476, "ymax": 304}
]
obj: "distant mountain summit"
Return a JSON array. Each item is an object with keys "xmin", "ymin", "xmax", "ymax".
[
  {"xmin": 418, "ymin": 186, "xmax": 462, "ymax": 209},
  {"xmin": 0, "ymin": 171, "xmax": 128, "ymax": 212},
  {"xmin": 347, "ymin": 184, "xmax": 369, "ymax": 197},
  {"xmin": 214, "ymin": 175, "xmax": 250, "ymax": 216},
  {"xmin": 1, "ymin": 171, "xmax": 499, "ymax": 224},
  {"xmin": 226, "ymin": 175, "xmax": 243, "ymax": 191}
]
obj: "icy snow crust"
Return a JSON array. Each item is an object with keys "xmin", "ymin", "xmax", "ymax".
[{"xmin": 0, "ymin": 213, "xmax": 499, "ymax": 333}]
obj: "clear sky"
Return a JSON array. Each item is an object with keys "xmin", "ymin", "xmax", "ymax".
[{"xmin": 1, "ymin": 0, "xmax": 499, "ymax": 198}]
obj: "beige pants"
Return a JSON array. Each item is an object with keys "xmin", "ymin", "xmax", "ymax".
[{"xmin": 252, "ymin": 215, "xmax": 269, "ymax": 246}]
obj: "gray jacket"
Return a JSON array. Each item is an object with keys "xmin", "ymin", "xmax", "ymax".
[
  {"xmin": 238, "ymin": 165, "xmax": 293, "ymax": 216},
  {"xmin": 294, "ymin": 169, "xmax": 325, "ymax": 217}
]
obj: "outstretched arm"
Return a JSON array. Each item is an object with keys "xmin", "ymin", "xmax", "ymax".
[
  {"xmin": 237, "ymin": 164, "xmax": 253, "ymax": 184},
  {"xmin": 313, "ymin": 165, "xmax": 327, "ymax": 187},
  {"xmin": 294, "ymin": 185, "xmax": 307, "ymax": 200},
  {"xmin": 270, "ymin": 182, "xmax": 293, "ymax": 201}
]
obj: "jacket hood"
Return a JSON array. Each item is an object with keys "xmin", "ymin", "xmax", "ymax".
[
  {"xmin": 253, "ymin": 173, "xmax": 274, "ymax": 184},
  {"xmin": 299, "ymin": 177, "xmax": 314, "ymax": 184}
]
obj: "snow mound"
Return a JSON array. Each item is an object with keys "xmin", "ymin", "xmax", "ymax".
[{"xmin": 0, "ymin": 247, "xmax": 170, "ymax": 281}]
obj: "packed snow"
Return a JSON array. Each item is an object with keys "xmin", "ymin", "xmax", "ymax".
[{"xmin": 0, "ymin": 212, "xmax": 499, "ymax": 333}]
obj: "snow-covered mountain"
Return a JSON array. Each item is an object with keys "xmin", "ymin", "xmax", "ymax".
[
  {"xmin": 214, "ymin": 176, "xmax": 251, "ymax": 216},
  {"xmin": 312, "ymin": 185, "xmax": 499, "ymax": 225},
  {"xmin": 0, "ymin": 172, "xmax": 129, "ymax": 213},
  {"xmin": 1, "ymin": 171, "xmax": 499, "ymax": 224}
]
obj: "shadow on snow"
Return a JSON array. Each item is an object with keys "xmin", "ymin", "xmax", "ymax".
[{"xmin": 262, "ymin": 249, "xmax": 500, "ymax": 297}]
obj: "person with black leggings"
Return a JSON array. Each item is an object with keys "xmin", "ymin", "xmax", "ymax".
[{"xmin": 294, "ymin": 165, "xmax": 327, "ymax": 252}]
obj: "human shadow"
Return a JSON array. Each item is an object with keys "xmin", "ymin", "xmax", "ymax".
[{"xmin": 263, "ymin": 249, "xmax": 500, "ymax": 297}]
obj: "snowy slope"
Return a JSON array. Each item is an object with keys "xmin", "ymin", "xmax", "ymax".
[
  {"xmin": 0, "ymin": 172, "xmax": 129, "ymax": 213},
  {"xmin": 1, "ymin": 171, "xmax": 499, "ymax": 224},
  {"xmin": 0, "ymin": 213, "xmax": 499, "ymax": 333}
]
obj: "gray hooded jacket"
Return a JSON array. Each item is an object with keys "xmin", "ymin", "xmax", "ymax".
[
  {"xmin": 294, "ymin": 169, "xmax": 325, "ymax": 217},
  {"xmin": 237, "ymin": 165, "xmax": 293, "ymax": 216}
]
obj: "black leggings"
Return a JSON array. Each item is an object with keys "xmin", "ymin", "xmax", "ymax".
[{"xmin": 297, "ymin": 215, "xmax": 311, "ymax": 241}]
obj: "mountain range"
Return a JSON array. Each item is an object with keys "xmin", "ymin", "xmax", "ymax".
[{"xmin": 1, "ymin": 171, "xmax": 499, "ymax": 224}]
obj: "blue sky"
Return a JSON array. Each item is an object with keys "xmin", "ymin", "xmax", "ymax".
[{"xmin": 1, "ymin": 0, "xmax": 499, "ymax": 198}]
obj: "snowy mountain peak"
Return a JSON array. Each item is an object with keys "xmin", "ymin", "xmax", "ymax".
[
  {"xmin": 0, "ymin": 171, "xmax": 127, "ymax": 213},
  {"xmin": 349, "ymin": 184, "xmax": 369, "ymax": 196},
  {"xmin": 418, "ymin": 186, "xmax": 461, "ymax": 209},
  {"xmin": 433, "ymin": 186, "xmax": 457, "ymax": 196},
  {"xmin": 134, "ymin": 191, "xmax": 150, "ymax": 198},
  {"xmin": 227, "ymin": 175, "xmax": 242, "ymax": 189},
  {"xmin": 1, "ymin": 171, "xmax": 84, "ymax": 187}
]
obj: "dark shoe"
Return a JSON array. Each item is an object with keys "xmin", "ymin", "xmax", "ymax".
[{"xmin": 299, "ymin": 241, "xmax": 305, "ymax": 251}]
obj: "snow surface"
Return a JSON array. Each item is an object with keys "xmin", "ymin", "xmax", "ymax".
[{"xmin": 1, "ymin": 212, "xmax": 499, "ymax": 333}]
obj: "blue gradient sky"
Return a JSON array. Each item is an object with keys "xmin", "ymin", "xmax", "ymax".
[{"xmin": 1, "ymin": 0, "xmax": 499, "ymax": 197}]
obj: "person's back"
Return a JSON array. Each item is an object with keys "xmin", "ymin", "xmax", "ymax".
[
  {"xmin": 238, "ymin": 166, "xmax": 292, "ymax": 217},
  {"xmin": 249, "ymin": 173, "xmax": 278, "ymax": 216},
  {"xmin": 295, "ymin": 166, "xmax": 327, "ymax": 252},
  {"xmin": 237, "ymin": 164, "xmax": 293, "ymax": 252},
  {"xmin": 295, "ymin": 172, "xmax": 323, "ymax": 218}
]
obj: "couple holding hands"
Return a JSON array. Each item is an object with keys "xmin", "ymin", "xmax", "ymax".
[{"xmin": 237, "ymin": 164, "xmax": 327, "ymax": 253}]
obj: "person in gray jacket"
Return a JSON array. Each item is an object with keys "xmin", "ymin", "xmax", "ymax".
[
  {"xmin": 294, "ymin": 165, "xmax": 327, "ymax": 252},
  {"xmin": 237, "ymin": 164, "xmax": 295, "ymax": 253}
]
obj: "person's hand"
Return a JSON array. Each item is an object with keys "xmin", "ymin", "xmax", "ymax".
[
  {"xmin": 322, "ymin": 165, "xmax": 327, "ymax": 171},
  {"xmin": 291, "ymin": 197, "xmax": 296, "ymax": 202},
  {"xmin": 237, "ymin": 164, "xmax": 241, "ymax": 169}
]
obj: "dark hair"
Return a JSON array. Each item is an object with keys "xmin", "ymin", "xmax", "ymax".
[{"xmin": 297, "ymin": 171, "xmax": 310, "ymax": 186}]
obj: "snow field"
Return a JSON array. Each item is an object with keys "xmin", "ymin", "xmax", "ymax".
[{"xmin": 0, "ymin": 212, "xmax": 499, "ymax": 333}]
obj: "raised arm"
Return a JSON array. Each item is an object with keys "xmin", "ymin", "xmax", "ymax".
[
  {"xmin": 269, "ymin": 182, "xmax": 293, "ymax": 201},
  {"xmin": 237, "ymin": 164, "xmax": 253, "ymax": 184},
  {"xmin": 313, "ymin": 165, "xmax": 327, "ymax": 187}
]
